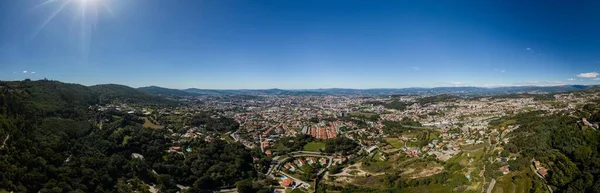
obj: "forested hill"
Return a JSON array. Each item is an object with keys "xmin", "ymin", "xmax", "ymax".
[
  {"xmin": 138, "ymin": 86, "xmax": 197, "ymax": 97},
  {"xmin": 89, "ymin": 84, "xmax": 177, "ymax": 105},
  {"xmin": 499, "ymin": 107, "xmax": 600, "ymax": 192},
  {"xmin": 0, "ymin": 80, "xmax": 263, "ymax": 193},
  {"xmin": 0, "ymin": 80, "xmax": 176, "ymax": 108}
]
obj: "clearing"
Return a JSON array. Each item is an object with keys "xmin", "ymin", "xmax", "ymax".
[
  {"xmin": 143, "ymin": 117, "xmax": 164, "ymax": 129},
  {"xmin": 384, "ymin": 137, "xmax": 404, "ymax": 148},
  {"xmin": 303, "ymin": 142, "xmax": 326, "ymax": 151}
]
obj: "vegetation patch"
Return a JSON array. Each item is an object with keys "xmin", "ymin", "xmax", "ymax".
[
  {"xmin": 143, "ymin": 117, "xmax": 164, "ymax": 129},
  {"xmin": 400, "ymin": 184, "xmax": 454, "ymax": 193},
  {"xmin": 303, "ymin": 142, "xmax": 326, "ymax": 151},
  {"xmin": 384, "ymin": 138, "xmax": 404, "ymax": 148}
]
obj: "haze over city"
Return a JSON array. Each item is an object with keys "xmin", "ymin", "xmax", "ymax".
[{"xmin": 1, "ymin": 0, "xmax": 600, "ymax": 89}]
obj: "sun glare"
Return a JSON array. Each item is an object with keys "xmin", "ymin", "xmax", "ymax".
[{"xmin": 31, "ymin": 0, "xmax": 113, "ymax": 58}]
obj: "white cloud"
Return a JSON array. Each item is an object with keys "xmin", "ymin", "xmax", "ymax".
[
  {"xmin": 451, "ymin": 82, "xmax": 462, "ymax": 85},
  {"xmin": 526, "ymin": 48, "xmax": 531, "ymax": 51},
  {"xmin": 576, "ymin": 72, "xmax": 599, "ymax": 78},
  {"xmin": 481, "ymin": 84, "xmax": 510, "ymax": 88},
  {"xmin": 31, "ymin": 72, "xmax": 36, "ymax": 74},
  {"xmin": 593, "ymin": 78, "xmax": 600, "ymax": 81},
  {"xmin": 22, "ymin": 70, "xmax": 27, "ymax": 73},
  {"xmin": 567, "ymin": 78, "xmax": 575, "ymax": 81},
  {"xmin": 517, "ymin": 81, "xmax": 566, "ymax": 86}
]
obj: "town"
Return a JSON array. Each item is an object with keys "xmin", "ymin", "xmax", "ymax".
[{"xmin": 91, "ymin": 89, "xmax": 600, "ymax": 193}]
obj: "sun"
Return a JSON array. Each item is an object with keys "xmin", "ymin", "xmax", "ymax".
[
  {"xmin": 78, "ymin": 0, "xmax": 102, "ymax": 5},
  {"xmin": 30, "ymin": 0, "xmax": 114, "ymax": 58}
]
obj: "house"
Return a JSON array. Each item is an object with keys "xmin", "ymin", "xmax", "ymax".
[
  {"xmin": 131, "ymin": 153, "xmax": 144, "ymax": 160},
  {"xmin": 332, "ymin": 157, "xmax": 346, "ymax": 165},
  {"xmin": 533, "ymin": 161, "xmax": 541, "ymax": 169},
  {"xmin": 169, "ymin": 146, "xmax": 182, "ymax": 152},
  {"xmin": 297, "ymin": 158, "xmax": 306, "ymax": 167},
  {"xmin": 366, "ymin": 146, "xmax": 378, "ymax": 153},
  {"xmin": 284, "ymin": 163, "xmax": 297, "ymax": 172},
  {"xmin": 537, "ymin": 168, "xmax": 548, "ymax": 177},
  {"xmin": 319, "ymin": 158, "xmax": 327, "ymax": 166},
  {"xmin": 499, "ymin": 165, "xmax": 510, "ymax": 175},
  {"xmin": 281, "ymin": 179, "xmax": 294, "ymax": 187}
]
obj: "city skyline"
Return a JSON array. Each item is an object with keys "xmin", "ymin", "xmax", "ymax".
[{"xmin": 1, "ymin": 0, "xmax": 600, "ymax": 89}]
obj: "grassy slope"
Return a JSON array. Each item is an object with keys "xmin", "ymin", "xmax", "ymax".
[{"xmin": 303, "ymin": 142, "xmax": 326, "ymax": 151}]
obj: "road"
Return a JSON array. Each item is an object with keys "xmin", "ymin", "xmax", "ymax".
[
  {"xmin": 530, "ymin": 158, "xmax": 553, "ymax": 193},
  {"xmin": 487, "ymin": 179, "xmax": 496, "ymax": 193},
  {"xmin": 215, "ymin": 188, "xmax": 237, "ymax": 193},
  {"xmin": 268, "ymin": 151, "xmax": 335, "ymax": 193},
  {"xmin": 270, "ymin": 152, "xmax": 333, "ymax": 175}
]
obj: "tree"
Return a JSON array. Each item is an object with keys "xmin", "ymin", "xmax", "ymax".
[{"xmin": 236, "ymin": 180, "xmax": 256, "ymax": 193}]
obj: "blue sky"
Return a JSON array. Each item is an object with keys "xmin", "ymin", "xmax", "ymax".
[{"xmin": 1, "ymin": 0, "xmax": 600, "ymax": 89}]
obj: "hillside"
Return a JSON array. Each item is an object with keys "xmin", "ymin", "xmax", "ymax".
[
  {"xmin": 0, "ymin": 80, "xmax": 259, "ymax": 193},
  {"xmin": 138, "ymin": 86, "xmax": 195, "ymax": 97},
  {"xmin": 0, "ymin": 80, "xmax": 98, "ymax": 114},
  {"xmin": 89, "ymin": 84, "xmax": 176, "ymax": 105},
  {"xmin": 0, "ymin": 80, "xmax": 175, "ymax": 108}
]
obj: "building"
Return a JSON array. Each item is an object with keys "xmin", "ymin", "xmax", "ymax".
[
  {"xmin": 319, "ymin": 158, "xmax": 327, "ymax": 166},
  {"xmin": 131, "ymin": 153, "xmax": 144, "ymax": 160},
  {"xmin": 262, "ymin": 141, "xmax": 270, "ymax": 149},
  {"xmin": 499, "ymin": 165, "xmax": 510, "ymax": 175},
  {"xmin": 281, "ymin": 179, "xmax": 294, "ymax": 187},
  {"xmin": 537, "ymin": 167, "xmax": 548, "ymax": 177},
  {"xmin": 366, "ymin": 146, "xmax": 378, "ymax": 153},
  {"xmin": 168, "ymin": 146, "xmax": 182, "ymax": 153}
]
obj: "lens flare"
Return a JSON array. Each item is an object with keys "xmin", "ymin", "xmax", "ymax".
[{"xmin": 30, "ymin": 0, "xmax": 113, "ymax": 59}]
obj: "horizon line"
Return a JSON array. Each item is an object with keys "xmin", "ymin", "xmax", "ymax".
[{"xmin": 2, "ymin": 79, "xmax": 597, "ymax": 90}]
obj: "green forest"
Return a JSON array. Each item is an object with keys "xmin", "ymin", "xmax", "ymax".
[
  {"xmin": 502, "ymin": 109, "xmax": 600, "ymax": 192},
  {"xmin": 0, "ymin": 80, "xmax": 261, "ymax": 193}
]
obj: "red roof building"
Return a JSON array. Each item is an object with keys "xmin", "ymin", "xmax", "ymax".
[
  {"xmin": 538, "ymin": 168, "xmax": 548, "ymax": 177},
  {"xmin": 281, "ymin": 179, "xmax": 294, "ymax": 187}
]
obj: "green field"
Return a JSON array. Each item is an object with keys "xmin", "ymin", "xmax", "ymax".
[
  {"xmin": 221, "ymin": 134, "xmax": 235, "ymax": 143},
  {"xmin": 462, "ymin": 143, "xmax": 487, "ymax": 151},
  {"xmin": 272, "ymin": 142, "xmax": 291, "ymax": 152},
  {"xmin": 492, "ymin": 171, "xmax": 535, "ymax": 193},
  {"xmin": 303, "ymin": 142, "xmax": 326, "ymax": 151},
  {"xmin": 384, "ymin": 138, "xmax": 404, "ymax": 148},
  {"xmin": 361, "ymin": 159, "xmax": 394, "ymax": 173},
  {"xmin": 143, "ymin": 117, "xmax": 164, "ymax": 129}
]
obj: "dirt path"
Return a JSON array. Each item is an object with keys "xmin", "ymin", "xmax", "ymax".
[
  {"xmin": 1, "ymin": 134, "xmax": 9, "ymax": 149},
  {"xmin": 487, "ymin": 179, "xmax": 496, "ymax": 193},
  {"xmin": 330, "ymin": 162, "xmax": 386, "ymax": 178},
  {"xmin": 480, "ymin": 166, "xmax": 486, "ymax": 193},
  {"xmin": 402, "ymin": 165, "xmax": 444, "ymax": 179}
]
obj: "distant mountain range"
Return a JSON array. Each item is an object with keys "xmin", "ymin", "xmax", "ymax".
[{"xmin": 137, "ymin": 85, "xmax": 600, "ymax": 97}]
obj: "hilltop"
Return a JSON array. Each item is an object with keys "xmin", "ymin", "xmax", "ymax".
[{"xmin": 0, "ymin": 80, "xmax": 176, "ymax": 110}]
